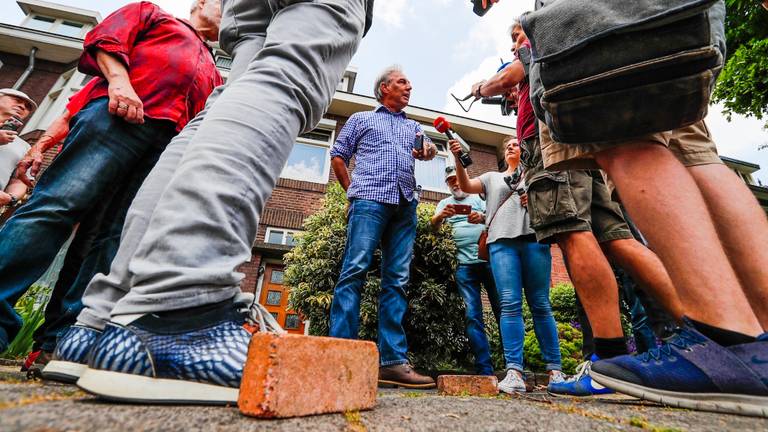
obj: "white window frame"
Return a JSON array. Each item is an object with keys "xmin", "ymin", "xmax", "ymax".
[
  {"xmin": 265, "ymin": 227, "xmax": 303, "ymax": 246},
  {"xmin": 413, "ymin": 125, "xmax": 452, "ymax": 194},
  {"xmin": 22, "ymin": 14, "xmax": 88, "ymax": 38},
  {"xmin": 279, "ymin": 118, "xmax": 337, "ymax": 184},
  {"xmin": 22, "ymin": 68, "xmax": 90, "ymax": 134}
]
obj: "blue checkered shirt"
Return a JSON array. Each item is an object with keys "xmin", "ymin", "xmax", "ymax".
[{"xmin": 330, "ymin": 105, "xmax": 432, "ymax": 205}]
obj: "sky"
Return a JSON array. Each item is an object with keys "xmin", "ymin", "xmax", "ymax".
[{"xmin": 3, "ymin": 0, "xmax": 767, "ymax": 182}]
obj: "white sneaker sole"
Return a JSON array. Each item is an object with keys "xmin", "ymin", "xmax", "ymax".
[
  {"xmin": 76, "ymin": 368, "xmax": 239, "ymax": 406},
  {"xmin": 42, "ymin": 360, "xmax": 88, "ymax": 384},
  {"xmin": 498, "ymin": 383, "xmax": 527, "ymax": 394},
  {"xmin": 591, "ymin": 371, "xmax": 768, "ymax": 418}
]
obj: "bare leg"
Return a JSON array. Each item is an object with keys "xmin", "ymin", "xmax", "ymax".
[
  {"xmin": 557, "ymin": 231, "xmax": 623, "ymax": 338},
  {"xmin": 595, "ymin": 143, "xmax": 762, "ymax": 336},
  {"xmin": 689, "ymin": 163, "xmax": 768, "ymax": 330},
  {"xmin": 602, "ymin": 238, "xmax": 685, "ymax": 320}
]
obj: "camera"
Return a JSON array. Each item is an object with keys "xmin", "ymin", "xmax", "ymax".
[
  {"xmin": 1, "ymin": 116, "xmax": 24, "ymax": 132},
  {"xmin": 471, "ymin": 0, "xmax": 495, "ymax": 16}
]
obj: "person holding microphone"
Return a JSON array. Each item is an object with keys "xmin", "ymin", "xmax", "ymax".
[{"xmin": 448, "ymin": 135, "xmax": 564, "ymax": 394}]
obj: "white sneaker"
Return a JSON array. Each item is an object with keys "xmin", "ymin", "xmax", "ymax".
[
  {"xmin": 498, "ymin": 369, "xmax": 526, "ymax": 394},
  {"xmin": 548, "ymin": 370, "xmax": 566, "ymax": 385}
]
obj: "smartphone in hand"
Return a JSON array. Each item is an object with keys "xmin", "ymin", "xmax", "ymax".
[
  {"xmin": 454, "ymin": 204, "xmax": 472, "ymax": 215},
  {"xmin": 413, "ymin": 134, "xmax": 424, "ymax": 151}
]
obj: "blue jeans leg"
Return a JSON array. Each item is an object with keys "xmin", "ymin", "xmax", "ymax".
[
  {"xmin": 39, "ymin": 145, "xmax": 165, "ymax": 351},
  {"xmin": 378, "ymin": 199, "xmax": 416, "ymax": 366},
  {"xmin": 0, "ymin": 98, "xmax": 175, "ymax": 350},
  {"xmin": 520, "ymin": 241, "xmax": 562, "ymax": 371},
  {"xmin": 330, "ymin": 199, "xmax": 390, "ymax": 341},
  {"xmin": 456, "ymin": 264, "xmax": 494, "ymax": 375},
  {"xmin": 489, "ymin": 239, "xmax": 526, "ymax": 372}
]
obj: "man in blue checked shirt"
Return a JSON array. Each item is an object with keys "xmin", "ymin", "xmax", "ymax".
[{"xmin": 329, "ymin": 65, "xmax": 438, "ymax": 389}]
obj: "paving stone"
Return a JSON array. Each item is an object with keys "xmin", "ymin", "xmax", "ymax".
[
  {"xmin": 437, "ymin": 375, "xmax": 499, "ymax": 396},
  {"xmin": 238, "ymin": 334, "xmax": 378, "ymax": 419}
]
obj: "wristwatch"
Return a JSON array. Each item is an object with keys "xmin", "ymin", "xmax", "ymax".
[{"xmin": 8, "ymin": 194, "xmax": 19, "ymax": 208}]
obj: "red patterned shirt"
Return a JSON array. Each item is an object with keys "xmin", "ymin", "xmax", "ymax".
[{"xmin": 78, "ymin": 2, "xmax": 223, "ymax": 131}]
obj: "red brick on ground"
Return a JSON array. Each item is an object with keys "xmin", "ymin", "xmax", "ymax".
[
  {"xmin": 437, "ymin": 375, "xmax": 499, "ymax": 396},
  {"xmin": 239, "ymin": 333, "xmax": 379, "ymax": 418}
]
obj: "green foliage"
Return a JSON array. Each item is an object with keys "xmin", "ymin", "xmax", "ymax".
[
  {"xmin": 549, "ymin": 282, "xmax": 578, "ymax": 325},
  {"xmin": 1, "ymin": 285, "xmax": 51, "ymax": 359},
  {"xmin": 286, "ymin": 183, "xmax": 471, "ymax": 370},
  {"xmin": 713, "ymin": 1, "xmax": 768, "ymax": 128},
  {"xmin": 523, "ymin": 323, "xmax": 583, "ymax": 375}
]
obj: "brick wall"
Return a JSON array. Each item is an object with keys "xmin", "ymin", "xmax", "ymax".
[{"xmin": 0, "ymin": 53, "xmax": 70, "ymax": 107}]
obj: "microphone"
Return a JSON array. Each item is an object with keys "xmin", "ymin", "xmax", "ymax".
[{"xmin": 434, "ymin": 116, "xmax": 473, "ymax": 168}]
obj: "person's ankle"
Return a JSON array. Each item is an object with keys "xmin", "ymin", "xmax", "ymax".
[
  {"xmin": 689, "ymin": 318, "xmax": 757, "ymax": 347},
  {"xmin": 594, "ymin": 337, "xmax": 628, "ymax": 360}
]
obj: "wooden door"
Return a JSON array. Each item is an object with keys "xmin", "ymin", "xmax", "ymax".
[{"xmin": 259, "ymin": 264, "xmax": 305, "ymax": 334}]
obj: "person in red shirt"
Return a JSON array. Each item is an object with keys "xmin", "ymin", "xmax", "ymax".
[{"xmin": 0, "ymin": 1, "xmax": 223, "ymax": 362}]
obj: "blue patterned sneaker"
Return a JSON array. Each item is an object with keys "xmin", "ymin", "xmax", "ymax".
[
  {"xmin": 42, "ymin": 325, "xmax": 102, "ymax": 383},
  {"xmin": 76, "ymin": 299, "xmax": 283, "ymax": 405},
  {"xmin": 591, "ymin": 319, "xmax": 768, "ymax": 418},
  {"xmin": 548, "ymin": 355, "xmax": 615, "ymax": 397}
]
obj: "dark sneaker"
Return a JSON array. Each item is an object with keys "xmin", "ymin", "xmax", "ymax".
[
  {"xmin": 42, "ymin": 325, "xmax": 101, "ymax": 383},
  {"xmin": 378, "ymin": 363, "xmax": 436, "ymax": 389},
  {"xmin": 591, "ymin": 319, "xmax": 768, "ymax": 418},
  {"xmin": 76, "ymin": 299, "xmax": 283, "ymax": 405},
  {"xmin": 548, "ymin": 355, "xmax": 615, "ymax": 397}
]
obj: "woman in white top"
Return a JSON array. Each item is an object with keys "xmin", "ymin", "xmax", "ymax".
[{"xmin": 449, "ymin": 136, "xmax": 563, "ymax": 394}]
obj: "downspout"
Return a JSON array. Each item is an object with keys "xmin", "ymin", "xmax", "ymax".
[{"xmin": 13, "ymin": 47, "xmax": 38, "ymax": 90}]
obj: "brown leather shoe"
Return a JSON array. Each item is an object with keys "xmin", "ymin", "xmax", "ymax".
[{"xmin": 378, "ymin": 363, "xmax": 436, "ymax": 389}]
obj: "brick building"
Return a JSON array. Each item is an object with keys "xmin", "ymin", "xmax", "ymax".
[{"xmin": 2, "ymin": 0, "xmax": 765, "ymax": 334}]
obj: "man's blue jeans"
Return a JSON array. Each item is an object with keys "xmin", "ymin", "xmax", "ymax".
[
  {"xmin": 0, "ymin": 98, "xmax": 175, "ymax": 351},
  {"xmin": 488, "ymin": 238, "xmax": 562, "ymax": 372},
  {"xmin": 330, "ymin": 198, "xmax": 417, "ymax": 366},
  {"xmin": 455, "ymin": 263, "xmax": 497, "ymax": 375}
]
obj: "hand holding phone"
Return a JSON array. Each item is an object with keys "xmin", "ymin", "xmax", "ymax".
[{"xmin": 453, "ymin": 204, "xmax": 472, "ymax": 215}]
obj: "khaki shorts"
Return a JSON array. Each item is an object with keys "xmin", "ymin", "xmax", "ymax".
[
  {"xmin": 526, "ymin": 166, "xmax": 633, "ymax": 245},
  {"xmin": 541, "ymin": 120, "xmax": 723, "ymax": 171}
]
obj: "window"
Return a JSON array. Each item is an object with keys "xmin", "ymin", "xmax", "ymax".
[
  {"xmin": 266, "ymin": 228, "xmax": 302, "ymax": 247},
  {"xmin": 280, "ymin": 125, "xmax": 335, "ymax": 183},
  {"xmin": 415, "ymin": 139, "xmax": 450, "ymax": 193},
  {"xmin": 285, "ymin": 314, "xmax": 300, "ymax": 329},
  {"xmin": 270, "ymin": 312, "xmax": 279, "ymax": 321},
  {"xmin": 26, "ymin": 15, "xmax": 55, "ymax": 31},
  {"xmin": 58, "ymin": 21, "xmax": 84, "ymax": 37},
  {"xmin": 266, "ymin": 290, "xmax": 282, "ymax": 305},
  {"xmin": 270, "ymin": 270, "xmax": 284, "ymax": 284}
]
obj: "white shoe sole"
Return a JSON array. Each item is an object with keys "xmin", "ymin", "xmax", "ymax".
[
  {"xmin": 498, "ymin": 383, "xmax": 527, "ymax": 394},
  {"xmin": 76, "ymin": 368, "xmax": 239, "ymax": 405},
  {"xmin": 591, "ymin": 371, "xmax": 768, "ymax": 418},
  {"xmin": 42, "ymin": 360, "xmax": 88, "ymax": 384}
]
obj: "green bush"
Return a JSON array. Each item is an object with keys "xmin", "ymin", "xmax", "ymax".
[
  {"xmin": 286, "ymin": 183, "xmax": 473, "ymax": 370},
  {"xmin": 1, "ymin": 284, "xmax": 51, "ymax": 359},
  {"xmin": 523, "ymin": 323, "xmax": 583, "ymax": 375}
]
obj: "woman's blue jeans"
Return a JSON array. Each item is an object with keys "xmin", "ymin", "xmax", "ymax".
[
  {"xmin": 489, "ymin": 238, "xmax": 561, "ymax": 372},
  {"xmin": 329, "ymin": 198, "xmax": 417, "ymax": 366}
]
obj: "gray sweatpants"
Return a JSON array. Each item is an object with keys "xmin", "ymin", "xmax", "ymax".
[{"xmin": 77, "ymin": 0, "xmax": 366, "ymax": 329}]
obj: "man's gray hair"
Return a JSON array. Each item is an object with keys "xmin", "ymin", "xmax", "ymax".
[
  {"xmin": 374, "ymin": 65, "xmax": 403, "ymax": 102},
  {"xmin": 190, "ymin": 0, "xmax": 200, "ymax": 13}
]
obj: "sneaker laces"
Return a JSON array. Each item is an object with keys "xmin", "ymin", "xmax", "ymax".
[
  {"xmin": 245, "ymin": 300, "xmax": 287, "ymax": 334},
  {"xmin": 640, "ymin": 328, "xmax": 701, "ymax": 362},
  {"xmin": 565, "ymin": 360, "xmax": 592, "ymax": 383}
]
